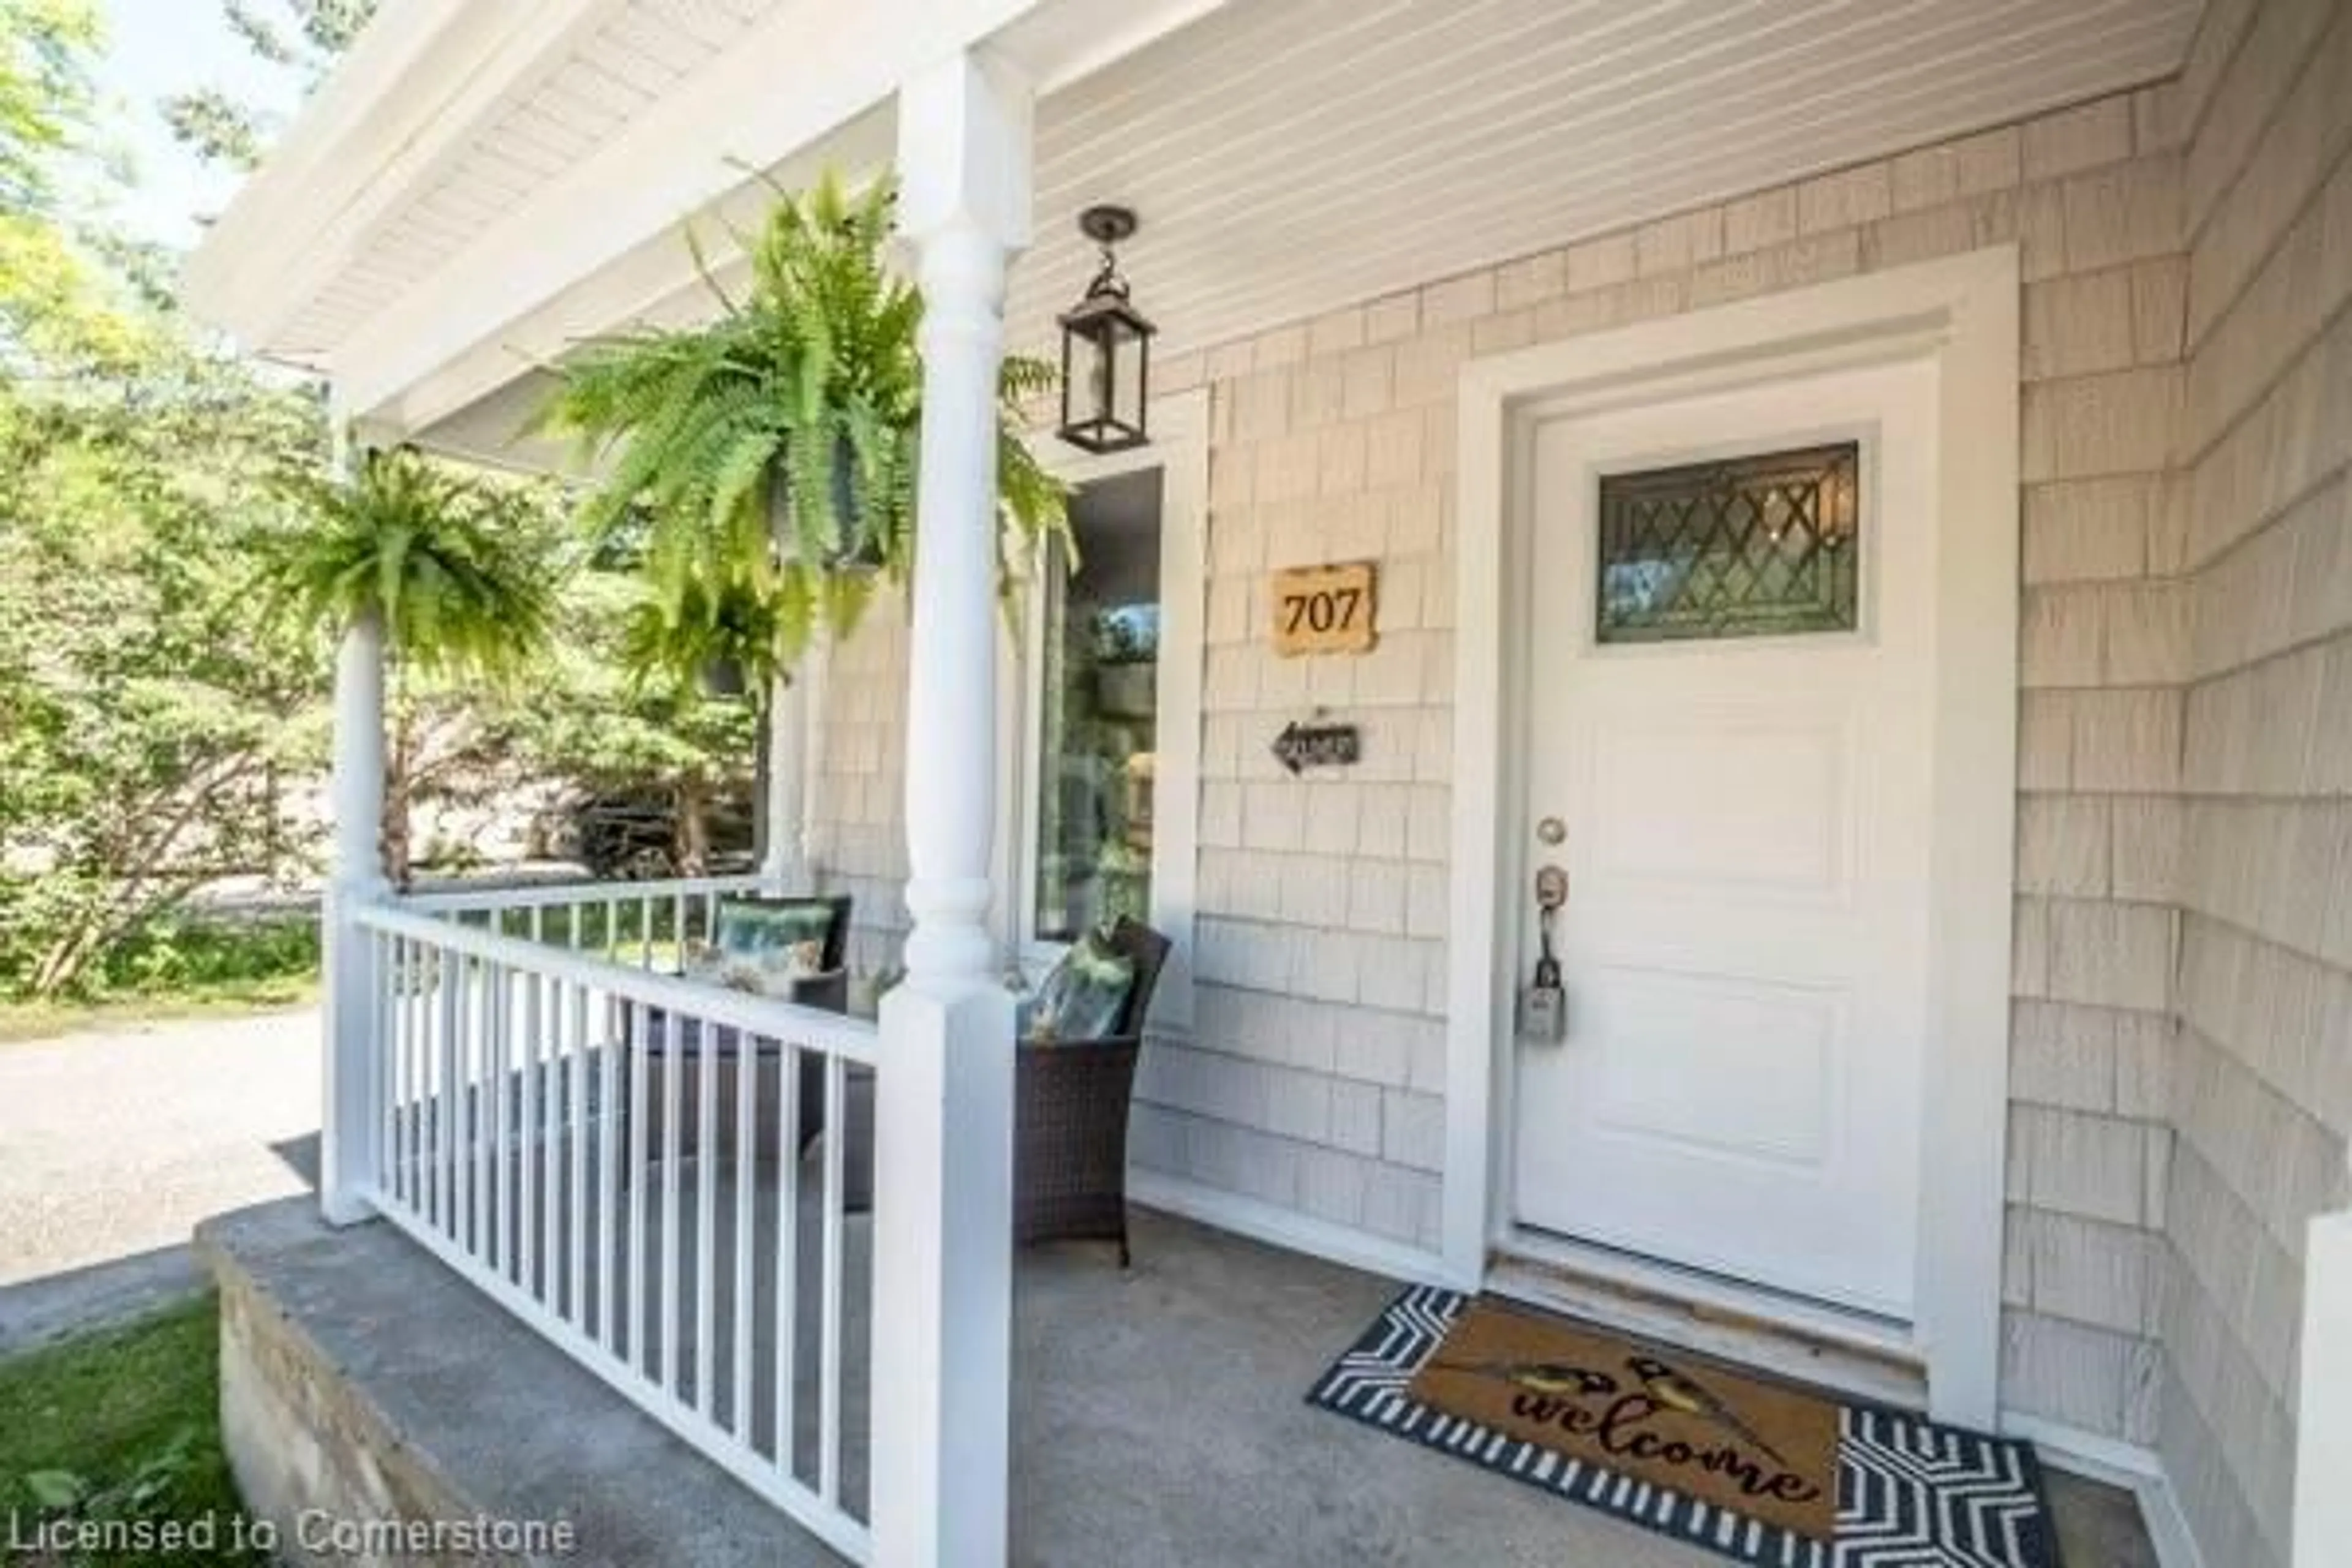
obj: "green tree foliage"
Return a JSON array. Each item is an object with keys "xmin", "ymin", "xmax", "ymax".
[
  {"xmin": 158, "ymin": 84, "xmax": 262, "ymax": 171},
  {"xmin": 0, "ymin": 377, "xmax": 332, "ymax": 995},
  {"xmin": 0, "ymin": 0, "xmax": 158, "ymax": 373},
  {"xmin": 160, "ymin": 0, "xmax": 377, "ymax": 172},
  {"xmin": 508, "ymin": 571, "xmax": 758, "ymax": 876},
  {"xmin": 0, "ymin": 1, "xmax": 332, "ymax": 997},
  {"xmin": 0, "ymin": 0, "xmax": 805, "ymax": 1000},
  {"xmin": 0, "ymin": 0, "xmax": 94, "ymax": 208}
]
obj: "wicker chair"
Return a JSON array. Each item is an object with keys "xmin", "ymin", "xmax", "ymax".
[
  {"xmin": 1012, "ymin": 916, "xmax": 1172, "ymax": 1267},
  {"xmin": 628, "ymin": 894, "xmax": 853, "ymax": 1167},
  {"xmin": 773, "ymin": 918, "xmax": 1169, "ymax": 1259}
]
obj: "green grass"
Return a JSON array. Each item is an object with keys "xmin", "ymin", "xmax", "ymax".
[
  {"xmin": 603, "ymin": 938, "xmax": 685, "ymax": 970},
  {"xmin": 86, "ymin": 918, "xmax": 320, "ymax": 1000},
  {"xmin": 1, "ymin": 916, "xmax": 322, "ymax": 1046},
  {"xmin": 0, "ymin": 1297, "xmax": 263, "ymax": 1565},
  {"xmin": 0, "ymin": 900, "xmax": 692, "ymax": 1047},
  {"xmin": 0, "ymin": 978, "xmax": 318, "ymax": 1047}
]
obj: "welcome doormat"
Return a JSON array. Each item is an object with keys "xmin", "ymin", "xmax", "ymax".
[{"xmin": 1308, "ymin": 1287, "xmax": 2061, "ymax": 1567}]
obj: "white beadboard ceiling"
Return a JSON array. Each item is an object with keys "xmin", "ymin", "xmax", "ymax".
[
  {"xmin": 326, "ymin": 0, "xmax": 2200, "ymax": 464},
  {"xmin": 1003, "ymin": 0, "xmax": 2198, "ymax": 358},
  {"xmin": 266, "ymin": 0, "xmax": 781, "ymax": 360}
]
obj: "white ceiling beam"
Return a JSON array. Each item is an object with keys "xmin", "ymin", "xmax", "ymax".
[
  {"xmin": 185, "ymin": 0, "xmax": 619, "ymax": 358},
  {"xmin": 333, "ymin": 0, "xmax": 1027, "ymax": 424},
  {"xmin": 377, "ymin": 106, "xmax": 895, "ymax": 443},
  {"xmin": 179, "ymin": 0, "xmax": 469, "ymax": 347},
  {"xmin": 337, "ymin": 0, "xmax": 1235, "ymax": 436}
]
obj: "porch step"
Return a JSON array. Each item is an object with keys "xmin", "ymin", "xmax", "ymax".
[
  {"xmin": 195, "ymin": 1199, "xmax": 847, "ymax": 1568},
  {"xmin": 1483, "ymin": 1245, "xmax": 1932, "ymax": 1412}
]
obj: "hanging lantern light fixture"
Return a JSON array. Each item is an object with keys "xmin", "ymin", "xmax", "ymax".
[{"xmin": 1057, "ymin": 205, "xmax": 1155, "ymax": 454}]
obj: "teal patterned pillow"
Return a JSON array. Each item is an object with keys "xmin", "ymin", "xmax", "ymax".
[
  {"xmin": 1028, "ymin": 933, "xmax": 1135, "ymax": 1044},
  {"xmin": 712, "ymin": 898, "xmax": 837, "ymax": 980}
]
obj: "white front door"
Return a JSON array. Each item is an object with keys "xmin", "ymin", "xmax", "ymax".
[{"xmin": 1510, "ymin": 356, "xmax": 1940, "ymax": 1321}]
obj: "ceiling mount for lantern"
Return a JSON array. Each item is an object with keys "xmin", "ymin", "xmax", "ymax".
[
  {"xmin": 1079, "ymin": 203, "xmax": 1139, "ymax": 252},
  {"xmin": 1058, "ymin": 205, "xmax": 1155, "ymax": 454}
]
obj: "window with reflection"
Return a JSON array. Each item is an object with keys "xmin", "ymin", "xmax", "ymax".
[{"xmin": 1031, "ymin": 469, "xmax": 1163, "ymax": 943}]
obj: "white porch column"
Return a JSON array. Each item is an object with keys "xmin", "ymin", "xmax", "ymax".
[
  {"xmin": 870, "ymin": 48, "xmax": 1031, "ymax": 1568},
  {"xmin": 320, "ymin": 598, "xmax": 390, "ymax": 1225},
  {"xmin": 761, "ymin": 670, "xmax": 809, "ymax": 886},
  {"xmin": 2296, "ymin": 1199, "xmax": 2352, "ymax": 1564}
]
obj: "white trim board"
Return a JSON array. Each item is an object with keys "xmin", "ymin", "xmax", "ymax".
[
  {"xmin": 1446, "ymin": 246, "xmax": 2022, "ymax": 1427},
  {"xmin": 1999, "ymin": 1415, "xmax": 2209, "ymax": 1568},
  {"xmin": 1127, "ymin": 1169, "xmax": 1447, "ymax": 1286},
  {"xmin": 2132, "ymin": 1481, "xmax": 2207, "ymax": 1568},
  {"xmin": 1491, "ymin": 1227, "xmax": 1920, "ymax": 1365}
]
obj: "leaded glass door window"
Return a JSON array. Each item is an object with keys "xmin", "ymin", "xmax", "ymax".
[{"xmin": 1595, "ymin": 441, "xmax": 1861, "ymax": 644}]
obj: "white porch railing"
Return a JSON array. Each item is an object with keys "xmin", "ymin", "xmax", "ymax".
[
  {"xmin": 347, "ymin": 881, "xmax": 878, "ymax": 1562},
  {"xmin": 401, "ymin": 870, "xmax": 772, "ymax": 958},
  {"xmin": 304, "ymin": 51, "xmax": 1033, "ymax": 1568}
]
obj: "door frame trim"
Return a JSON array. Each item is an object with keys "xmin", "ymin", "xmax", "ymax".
[{"xmin": 1444, "ymin": 247, "xmax": 2021, "ymax": 1426}]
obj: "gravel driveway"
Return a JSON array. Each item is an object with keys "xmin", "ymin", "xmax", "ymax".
[{"xmin": 0, "ymin": 1009, "xmax": 320, "ymax": 1291}]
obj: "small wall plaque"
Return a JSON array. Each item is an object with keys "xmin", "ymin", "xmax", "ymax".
[
  {"xmin": 1270, "ymin": 562, "xmax": 1378, "ymax": 656},
  {"xmin": 1271, "ymin": 720, "xmax": 1362, "ymax": 775}
]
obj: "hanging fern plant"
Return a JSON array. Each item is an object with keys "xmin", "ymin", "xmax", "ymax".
[{"xmin": 538, "ymin": 172, "xmax": 1069, "ymax": 679}]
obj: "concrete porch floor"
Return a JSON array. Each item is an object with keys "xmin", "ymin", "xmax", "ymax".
[{"xmin": 197, "ymin": 1200, "xmax": 2155, "ymax": 1567}]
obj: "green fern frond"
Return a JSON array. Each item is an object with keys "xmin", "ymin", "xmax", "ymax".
[
  {"xmin": 538, "ymin": 168, "xmax": 1071, "ymax": 690},
  {"xmin": 256, "ymin": 446, "xmax": 563, "ymax": 688}
]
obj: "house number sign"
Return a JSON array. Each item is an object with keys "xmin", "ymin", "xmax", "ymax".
[{"xmin": 1270, "ymin": 562, "xmax": 1378, "ymax": 656}]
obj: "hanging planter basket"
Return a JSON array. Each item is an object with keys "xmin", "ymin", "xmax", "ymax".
[
  {"xmin": 765, "ymin": 434, "xmax": 884, "ymax": 573},
  {"xmin": 540, "ymin": 173, "xmax": 1072, "ymax": 692}
]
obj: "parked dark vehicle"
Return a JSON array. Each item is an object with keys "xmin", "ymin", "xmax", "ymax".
[{"xmin": 531, "ymin": 784, "xmax": 755, "ymax": 879}]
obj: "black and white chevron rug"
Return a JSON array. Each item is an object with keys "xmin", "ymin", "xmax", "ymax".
[{"xmin": 1308, "ymin": 1286, "xmax": 2062, "ymax": 1568}]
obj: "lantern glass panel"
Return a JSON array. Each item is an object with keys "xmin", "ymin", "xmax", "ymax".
[
  {"xmin": 1104, "ymin": 316, "xmax": 1146, "ymax": 437},
  {"xmin": 1058, "ymin": 296, "xmax": 1153, "ymax": 453}
]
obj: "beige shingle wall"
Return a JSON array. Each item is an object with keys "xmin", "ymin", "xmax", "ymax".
[
  {"xmin": 2165, "ymin": 0, "xmax": 2352, "ymax": 1563},
  {"xmin": 809, "ymin": 598, "xmax": 916, "ymax": 973},
  {"xmin": 813, "ymin": 84, "xmax": 2195, "ymax": 1427},
  {"xmin": 1136, "ymin": 89, "xmax": 2193, "ymax": 1441},
  {"xmin": 805, "ymin": 55, "xmax": 2347, "ymax": 1536}
]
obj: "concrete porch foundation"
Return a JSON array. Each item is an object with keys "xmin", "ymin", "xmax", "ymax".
[{"xmin": 196, "ymin": 1200, "xmax": 2155, "ymax": 1566}]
